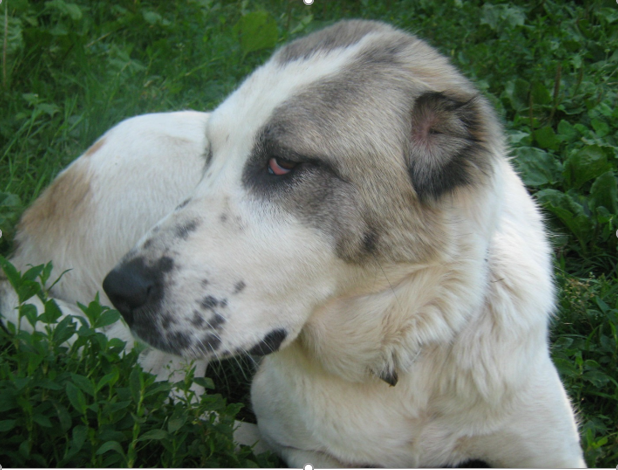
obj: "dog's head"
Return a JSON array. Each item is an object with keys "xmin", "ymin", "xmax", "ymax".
[{"xmin": 103, "ymin": 20, "xmax": 502, "ymax": 362}]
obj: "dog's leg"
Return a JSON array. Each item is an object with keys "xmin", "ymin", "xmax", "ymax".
[
  {"xmin": 0, "ymin": 111, "xmax": 212, "ymax": 385},
  {"xmin": 0, "ymin": 277, "xmax": 85, "ymax": 333},
  {"xmin": 468, "ymin": 358, "xmax": 586, "ymax": 468},
  {"xmin": 233, "ymin": 421, "xmax": 271, "ymax": 455}
]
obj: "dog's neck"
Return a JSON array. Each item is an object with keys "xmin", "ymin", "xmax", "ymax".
[
  {"xmin": 294, "ymin": 239, "xmax": 490, "ymax": 384},
  {"xmin": 291, "ymin": 178, "xmax": 504, "ymax": 385}
]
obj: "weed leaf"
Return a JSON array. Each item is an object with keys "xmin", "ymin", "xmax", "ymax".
[
  {"xmin": 234, "ymin": 11, "xmax": 278, "ymax": 57},
  {"xmin": 514, "ymin": 147, "xmax": 562, "ymax": 187}
]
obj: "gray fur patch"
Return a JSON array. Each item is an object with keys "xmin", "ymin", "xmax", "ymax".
[
  {"xmin": 274, "ymin": 20, "xmax": 394, "ymax": 64},
  {"xmin": 407, "ymin": 92, "xmax": 492, "ymax": 201},
  {"xmin": 243, "ymin": 21, "xmax": 498, "ymax": 264}
]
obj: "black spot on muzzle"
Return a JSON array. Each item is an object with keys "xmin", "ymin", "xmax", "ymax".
[{"xmin": 175, "ymin": 219, "xmax": 200, "ymax": 240}]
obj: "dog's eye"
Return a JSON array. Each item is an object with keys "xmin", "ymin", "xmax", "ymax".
[{"xmin": 268, "ymin": 157, "xmax": 298, "ymax": 176}]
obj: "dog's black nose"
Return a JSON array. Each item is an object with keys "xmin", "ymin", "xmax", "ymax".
[{"xmin": 103, "ymin": 258, "xmax": 154, "ymax": 326}]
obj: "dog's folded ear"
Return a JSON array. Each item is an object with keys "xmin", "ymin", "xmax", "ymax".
[{"xmin": 407, "ymin": 91, "xmax": 490, "ymax": 202}]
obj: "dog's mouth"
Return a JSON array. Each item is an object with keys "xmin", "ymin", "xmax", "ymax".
[
  {"xmin": 245, "ymin": 329, "xmax": 288, "ymax": 356},
  {"xmin": 129, "ymin": 319, "xmax": 288, "ymax": 361},
  {"xmin": 103, "ymin": 260, "xmax": 290, "ymax": 360}
]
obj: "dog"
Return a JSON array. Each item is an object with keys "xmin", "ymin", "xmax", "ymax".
[{"xmin": 0, "ymin": 20, "xmax": 585, "ymax": 467}]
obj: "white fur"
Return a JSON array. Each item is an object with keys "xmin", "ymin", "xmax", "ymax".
[
  {"xmin": 1, "ymin": 111, "xmax": 211, "ymax": 387},
  {"xmin": 253, "ymin": 159, "xmax": 583, "ymax": 467},
  {"xmin": 0, "ymin": 21, "xmax": 585, "ymax": 468}
]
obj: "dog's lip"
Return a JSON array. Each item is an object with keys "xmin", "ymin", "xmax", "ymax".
[
  {"xmin": 247, "ymin": 329, "xmax": 288, "ymax": 357},
  {"xmin": 130, "ymin": 329, "xmax": 180, "ymax": 356}
]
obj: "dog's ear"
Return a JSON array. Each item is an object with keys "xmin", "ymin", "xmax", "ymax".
[{"xmin": 407, "ymin": 91, "xmax": 489, "ymax": 202}]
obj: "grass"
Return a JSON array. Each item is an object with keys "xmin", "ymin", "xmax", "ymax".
[
  {"xmin": 1, "ymin": 0, "xmax": 617, "ymax": 467},
  {"xmin": 0, "ymin": 258, "xmax": 278, "ymax": 467}
]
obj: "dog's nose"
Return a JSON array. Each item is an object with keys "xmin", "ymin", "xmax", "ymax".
[{"xmin": 102, "ymin": 258, "xmax": 154, "ymax": 326}]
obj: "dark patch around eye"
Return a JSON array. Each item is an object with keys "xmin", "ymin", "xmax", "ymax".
[{"xmin": 242, "ymin": 127, "xmax": 335, "ymax": 195}]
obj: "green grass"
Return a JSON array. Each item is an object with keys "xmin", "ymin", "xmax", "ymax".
[
  {"xmin": 1, "ymin": 0, "xmax": 617, "ymax": 467},
  {"xmin": 0, "ymin": 257, "xmax": 278, "ymax": 467}
]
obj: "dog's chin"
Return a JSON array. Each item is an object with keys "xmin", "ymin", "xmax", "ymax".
[
  {"xmin": 130, "ymin": 321, "xmax": 289, "ymax": 362},
  {"xmin": 246, "ymin": 328, "xmax": 288, "ymax": 357},
  {"xmin": 129, "ymin": 325, "xmax": 193, "ymax": 357}
]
